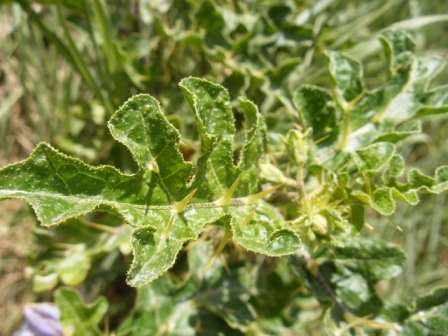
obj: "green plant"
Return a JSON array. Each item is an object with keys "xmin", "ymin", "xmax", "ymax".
[{"xmin": 3, "ymin": 28, "xmax": 448, "ymax": 335}]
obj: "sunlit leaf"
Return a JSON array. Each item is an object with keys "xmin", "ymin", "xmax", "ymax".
[
  {"xmin": 326, "ymin": 51, "xmax": 363, "ymax": 103},
  {"xmin": 0, "ymin": 77, "xmax": 300, "ymax": 287}
]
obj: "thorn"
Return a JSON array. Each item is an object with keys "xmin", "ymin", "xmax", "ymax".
[
  {"xmin": 306, "ymin": 259, "xmax": 320, "ymax": 277},
  {"xmin": 205, "ymin": 230, "xmax": 233, "ymax": 273},
  {"xmin": 364, "ymin": 222, "xmax": 375, "ymax": 231},
  {"xmin": 220, "ymin": 254, "xmax": 231, "ymax": 275},
  {"xmin": 290, "ymin": 284, "xmax": 306, "ymax": 296},
  {"xmin": 268, "ymin": 147, "xmax": 279, "ymax": 167},
  {"xmin": 182, "ymin": 234, "xmax": 209, "ymax": 252},
  {"xmin": 293, "ymin": 123, "xmax": 303, "ymax": 131},
  {"xmin": 243, "ymin": 184, "xmax": 283, "ymax": 205},
  {"xmin": 279, "ymin": 134, "xmax": 287, "ymax": 146},
  {"xmin": 85, "ymin": 221, "xmax": 118, "ymax": 234},
  {"xmin": 175, "ymin": 189, "xmax": 197, "ymax": 213},
  {"xmin": 240, "ymin": 203, "xmax": 259, "ymax": 228},
  {"xmin": 215, "ymin": 177, "xmax": 240, "ymax": 207},
  {"xmin": 313, "ymin": 134, "xmax": 331, "ymax": 145},
  {"xmin": 194, "ymin": 319, "xmax": 201, "ymax": 332},
  {"xmin": 386, "ymin": 216, "xmax": 402, "ymax": 232},
  {"xmin": 339, "ymin": 312, "xmax": 401, "ymax": 333},
  {"xmin": 162, "ymin": 211, "xmax": 176, "ymax": 239},
  {"xmin": 149, "ymin": 159, "xmax": 159, "ymax": 173}
]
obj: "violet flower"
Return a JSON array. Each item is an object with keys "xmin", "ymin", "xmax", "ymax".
[{"xmin": 13, "ymin": 303, "xmax": 62, "ymax": 336}]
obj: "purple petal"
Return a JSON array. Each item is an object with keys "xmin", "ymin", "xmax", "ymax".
[
  {"xmin": 21, "ymin": 303, "xmax": 63, "ymax": 336},
  {"xmin": 26, "ymin": 303, "xmax": 60, "ymax": 320}
]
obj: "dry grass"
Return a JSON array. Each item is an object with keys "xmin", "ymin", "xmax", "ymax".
[
  {"xmin": 0, "ymin": 2, "xmax": 447, "ymax": 334},
  {"xmin": 0, "ymin": 36, "xmax": 37, "ymax": 335},
  {"xmin": 0, "ymin": 200, "xmax": 34, "ymax": 335}
]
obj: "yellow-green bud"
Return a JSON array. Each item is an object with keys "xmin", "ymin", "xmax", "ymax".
[
  {"xmin": 282, "ymin": 128, "xmax": 312, "ymax": 166},
  {"xmin": 259, "ymin": 160, "xmax": 288, "ymax": 184},
  {"xmin": 310, "ymin": 214, "xmax": 329, "ymax": 236}
]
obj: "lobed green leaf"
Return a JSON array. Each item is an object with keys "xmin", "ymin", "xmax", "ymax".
[
  {"xmin": 55, "ymin": 287, "xmax": 108, "ymax": 336},
  {"xmin": 293, "ymin": 85, "xmax": 338, "ymax": 146},
  {"xmin": 0, "ymin": 77, "xmax": 300, "ymax": 287},
  {"xmin": 330, "ymin": 237, "xmax": 406, "ymax": 282},
  {"xmin": 326, "ymin": 51, "xmax": 363, "ymax": 104}
]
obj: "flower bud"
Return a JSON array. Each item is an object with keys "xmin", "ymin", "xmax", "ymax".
[
  {"xmin": 310, "ymin": 214, "xmax": 329, "ymax": 236},
  {"xmin": 282, "ymin": 128, "xmax": 312, "ymax": 166},
  {"xmin": 259, "ymin": 160, "xmax": 288, "ymax": 184}
]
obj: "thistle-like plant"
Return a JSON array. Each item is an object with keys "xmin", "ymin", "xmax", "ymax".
[{"xmin": 3, "ymin": 30, "xmax": 448, "ymax": 335}]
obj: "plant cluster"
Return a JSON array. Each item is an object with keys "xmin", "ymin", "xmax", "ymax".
[
  {"xmin": 2, "ymin": 24, "xmax": 448, "ymax": 335},
  {"xmin": 6, "ymin": 0, "xmax": 446, "ymax": 166}
]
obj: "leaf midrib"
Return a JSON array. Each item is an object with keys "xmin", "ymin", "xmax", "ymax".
[{"xmin": 0, "ymin": 189, "xmax": 250, "ymax": 211}]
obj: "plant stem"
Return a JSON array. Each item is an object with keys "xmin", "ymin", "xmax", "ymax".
[
  {"xmin": 296, "ymin": 249, "xmax": 349, "ymax": 314},
  {"xmin": 296, "ymin": 166, "xmax": 307, "ymax": 199}
]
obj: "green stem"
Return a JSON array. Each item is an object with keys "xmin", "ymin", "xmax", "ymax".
[
  {"xmin": 296, "ymin": 166, "xmax": 307, "ymax": 199},
  {"xmin": 297, "ymin": 250, "xmax": 348, "ymax": 314},
  {"xmin": 336, "ymin": 92, "xmax": 364, "ymax": 152},
  {"xmin": 336, "ymin": 111, "xmax": 350, "ymax": 151}
]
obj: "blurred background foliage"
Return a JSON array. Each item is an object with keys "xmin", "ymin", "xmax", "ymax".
[{"xmin": 1, "ymin": 0, "xmax": 448, "ymax": 334}]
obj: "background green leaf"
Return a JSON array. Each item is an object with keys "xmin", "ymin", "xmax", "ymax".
[{"xmin": 55, "ymin": 287, "xmax": 108, "ymax": 336}]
